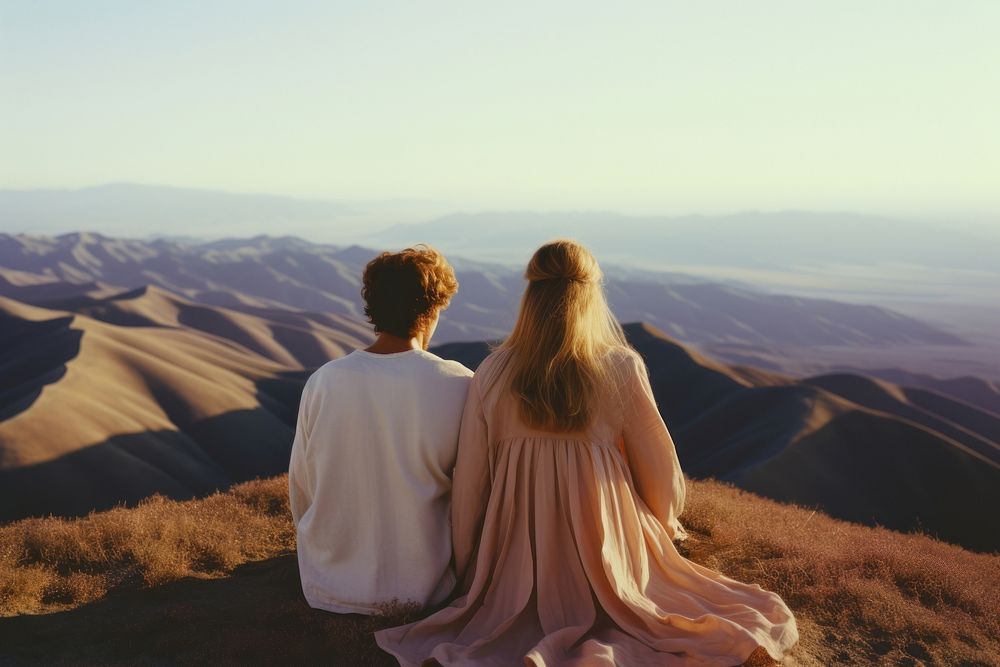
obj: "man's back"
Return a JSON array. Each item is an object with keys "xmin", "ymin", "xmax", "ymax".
[{"xmin": 289, "ymin": 348, "xmax": 473, "ymax": 614}]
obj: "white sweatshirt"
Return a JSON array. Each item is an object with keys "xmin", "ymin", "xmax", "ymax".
[{"xmin": 288, "ymin": 348, "xmax": 473, "ymax": 614}]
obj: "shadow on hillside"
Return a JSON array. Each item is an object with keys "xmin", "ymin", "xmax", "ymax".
[
  {"xmin": 39, "ymin": 286, "xmax": 162, "ymax": 328},
  {"xmin": 739, "ymin": 409, "xmax": 1000, "ymax": 553},
  {"xmin": 0, "ymin": 315, "xmax": 81, "ymax": 423},
  {"xmin": 0, "ymin": 554, "xmax": 402, "ymax": 666},
  {"xmin": 177, "ymin": 302, "xmax": 276, "ymax": 359},
  {"xmin": 269, "ymin": 322, "xmax": 351, "ymax": 368},
  {"xmin": 256, "ymin": 369, "xmax": 312, "ymax": 427},
  {"xmin": 0, "ymin": 372, "xmax": 312, "ymax": 524},
  {"xmin": 0, "ymin": 278, "xmax": 105, "ymax": 306}
]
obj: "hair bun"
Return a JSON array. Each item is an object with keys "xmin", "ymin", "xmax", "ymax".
[{"xmin": 525, "ymin": 239, "xmax": 600, "ymax": 284}]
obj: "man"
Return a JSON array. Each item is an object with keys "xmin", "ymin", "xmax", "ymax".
[{"xmin": 289, "ymin": 245, "xmax": 474, "ymax": 614}]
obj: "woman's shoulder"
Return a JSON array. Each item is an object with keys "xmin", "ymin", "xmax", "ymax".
[
  {"xmin": 476, "ymin": 346, "xmax": 512, "ymax": 368},
  {"xmin": 476, "ymin": 346, "xmax": 511, "ymax": 372},
  {"xmin": 604, "ymin": 344, "xmax": 643, "ymax": 366},
  {"xmin": 601, "ymin": 345, "xmax": 646, "ymax": 379},
  {"xmin": 475, "ymin": 344, "xmax": 643, "ymax": 380},
  {"xmin": 471, "ymin": 347, "xmax": 514, "ymax": 395},
  {"xmin": 596, "ymin": 346, "xmax": 649, "ymax": 407}
]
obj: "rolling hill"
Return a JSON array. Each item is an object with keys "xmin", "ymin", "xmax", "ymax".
[
  {"xmin": 0, "ymin": 290, "xmax": 370, "ymax": 522},
  {"xmin": 37, "ymin": 284, "xmax": 372, "ymax": 368}
]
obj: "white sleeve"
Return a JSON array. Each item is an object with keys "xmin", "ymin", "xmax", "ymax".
[{"xmin": 288, "ymin": 373, "xmax": 315, "ymax": 526}]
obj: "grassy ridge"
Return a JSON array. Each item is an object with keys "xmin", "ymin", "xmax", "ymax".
[{"xmin": 1, "ymin": 476, "xmax": 997, "ymax": 666}]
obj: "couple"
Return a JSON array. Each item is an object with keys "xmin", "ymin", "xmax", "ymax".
[{"xmin": 289, "ymin": 241, "xmax": 798, "ymax": 666}]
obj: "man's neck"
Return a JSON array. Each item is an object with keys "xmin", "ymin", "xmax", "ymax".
[{"xmin": 364, "ymin": 332, "xmax": 427, "ymax": 354}]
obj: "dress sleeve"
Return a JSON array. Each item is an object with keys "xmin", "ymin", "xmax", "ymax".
[
  {"xmin": 288, "ymin": 374, "xmax": 315, "ymax": 526},
  {"xmin": 621, "ymin": 352, "xmax": 689, "ymax": 541},
  {"xmin": 451, "ymin": 374, "xmax": 492, "ymax": 583}
]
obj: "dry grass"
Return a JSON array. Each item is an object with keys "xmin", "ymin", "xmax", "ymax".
[
  {"xmin": 680, "ymin": 480, "xmax": 1000, "ymax": 666},
  {"xmin": 0, "ymin": 478, "xmax": 295, "ymax": 616},
  {"xmin": 1, "ymin": 475, "xmax": 998, "ymax": 666}
]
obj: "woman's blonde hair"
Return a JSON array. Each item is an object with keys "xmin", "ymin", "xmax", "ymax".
[{"xmin": 500, "ymin": 239, "xmax": 631, "ymax": 432}]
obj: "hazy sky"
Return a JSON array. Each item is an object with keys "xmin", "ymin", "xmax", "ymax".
[{"xmin": 2, "ymin": 1, "xmax": 999, "ymax": 218}]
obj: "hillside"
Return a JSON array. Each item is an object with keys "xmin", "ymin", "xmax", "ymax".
[
  {"xmin": 1, "ymin": 475, "xmax": 997, "ymax": 666},
  {"xmin": 0, "ymin": 292, "xmax": 368, "ymax": 522},
  {"xmin": 37, "ymin": 284, "xmax": 372, "ymax": 368}
]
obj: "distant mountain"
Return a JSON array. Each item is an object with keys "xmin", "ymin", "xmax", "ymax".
[
  {"xmin": 5, "ymin": 186, "xmax": 995, "ymax": 272},
  {"xmin": 433, "ymin": 323, "xmax": 1000, "ymax": 552},
  {"xmin": 834, "ymin": 367, "xmax": 1000, "ymax": 416},
  {"xmin": 364, "ymin": 210, "xmax": 1000, "ymax": 271},
  {"xmin": 698, "ymin": 339, "xmax": 1000, "ymax": 388},
  {"xmin": 0, "ymin": 232, "xmax": 966, "ymax": 349}
]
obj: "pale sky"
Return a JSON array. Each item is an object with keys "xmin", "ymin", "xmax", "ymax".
[{"xmin": 2, "ymin": 1, "xmax": 999, "ymax": 219}]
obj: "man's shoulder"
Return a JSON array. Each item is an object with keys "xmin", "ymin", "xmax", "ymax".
[
  {"xmin": 416, "ymin": 350, "xmax": 475, "ymax": 380},
  {"xmin": 303, "ymin": 352, "xmax": 361, "ymax": 387},
  {"xmin": 312, "ymin": 352, "xmax": 356, "ymax": 375}
]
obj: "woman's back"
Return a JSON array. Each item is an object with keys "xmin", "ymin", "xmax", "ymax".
[
  {"xmin": 475, "ymin": 345, "xmax": 626, "ymax": 443},
  {"xmin": 450, "ymin": 346, "xmax": 688, "ymax": 568}
]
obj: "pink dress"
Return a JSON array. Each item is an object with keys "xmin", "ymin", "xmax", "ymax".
[{"xmin": 375, "ymin": 348, "xmax": 798, "ymax": 666}]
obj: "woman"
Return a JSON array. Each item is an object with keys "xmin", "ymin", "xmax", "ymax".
[{"xmin": 375, "ymin": 240, "xmax": 798, "ymax": 666}]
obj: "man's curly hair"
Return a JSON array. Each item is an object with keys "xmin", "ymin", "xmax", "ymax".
[{"xmin": 361, "ymin": 245, "xmax": 458, "ymax": 339}]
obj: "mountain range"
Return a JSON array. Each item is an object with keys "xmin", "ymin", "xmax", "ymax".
[
  {"xmin": 0, "ymin": 231, "xmax": 969, "ymax": 353},
  {"xmin": 5, "ymin": 185, "xmax": 996, "ymax": 272}
]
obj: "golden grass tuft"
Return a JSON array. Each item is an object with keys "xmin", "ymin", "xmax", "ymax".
[
  {"xmin": 0, "ymin": 477, "xmax": 294, "ymax": 615},
  {"xmin": 679, "ymin": 480, "xmax": 1000, "ymax": 665}
]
